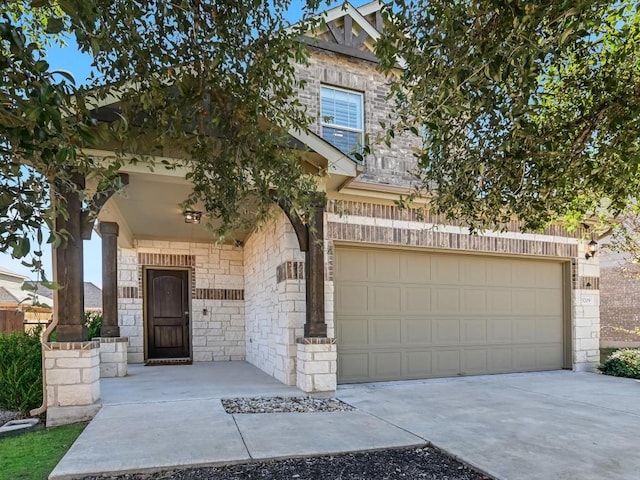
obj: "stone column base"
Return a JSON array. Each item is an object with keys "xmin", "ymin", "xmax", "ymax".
[
  {"xmin": 296, "ymin": 337, "xmax": 337, "ymax": 393},
  {"xmin": 96, "ymin": 337, "xmax": 128, "ymax": 377},
  {"xmin": 44, "ymin": 341, "xmax": 101, "ymax": 427}
]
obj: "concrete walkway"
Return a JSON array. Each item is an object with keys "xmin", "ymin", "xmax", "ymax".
[{"xmin": 50, "ymin": 365, "xmax": 640, "ymax": 480}]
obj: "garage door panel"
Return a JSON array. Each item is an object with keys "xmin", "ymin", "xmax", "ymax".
[
  {"xmin": 432, "ymin": 288, "xmax": 460, "ymax": 313},
  {"xmin": 404, "ymin": 287, "xmax": 431, "ymax": 313},
  {"xmin": 432, "ymin": 256, "xmax": 460, "ymax": 283},
  {"xmin": 488, "ymin": 318, "xmax": 513, "ymax": 343},
  {"xmin": 405, "ymin": 351, "xmax": 432, "ymax": 375},
  {"xmin": 403, "ymin": 318, "xmax": 432, "ymax": 344},
  {"xmin": 434, "ymin": 350, "xmax": 461, "ymax": 376},
  {"xmin": 461, "ymin": 288, "xmax": 487, "ymax": 313},
  {"xmin": 402, "ymin": 255, "xmax": 431, "ymax": 283},
  {"xmin": 433, "ymin": 318, "xmax": 461, "ymax": 345},
  {"xmin": 371, "ymin": 285, "xmax": 401, "ymax": 312},
  {"xmin": 372, "ymin": 252, "xmax": 401, "ymax": 282},
  {"xmin": 372, "ymin": 352, "xmax": 402, "ymax": 379},
  {"xmin": 336, "ymin": 285, "xmax": 368, "ymax": 314},
  {"xmin": 536, "ymin": 290, "xmax": 563, "ymax": 315},
  {"xmin": 461, "ymin": 318, "xmax": 487, "ymax": 344},
  {"xmin": 371, "ymin": 318, "xmax": 402, "ymax": 344},
  {"xmin": 487, "ymin": 289, "xmax": 513, "ymax": 313},
  {"xmin": 338, "ymin": 352, "xmax": 369, "ymax": 382},
  {"xmin": 462, "ymin": 349, "xmax": 489, "ymax": 375},
  {"xmin": 337, "ymin": 317, "xmax": 369, "ymax": 346},
  {"xmin": 336, "ymin": 249, "xmax": 368, "ymax": 281},
  {"xmin": 336, "ymin": 247, "xmax": 565, "ymax": 384}
]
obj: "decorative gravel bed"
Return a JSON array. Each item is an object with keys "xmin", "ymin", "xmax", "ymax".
[
  {"xmin": 221, "ymin": 396, "xmax": 355, "ymax": 414},
  {"xmin": 0, "ymin": 410, "xmax": 22, "ymax": 425},
  {"xmin": 79, "ymin": 446, "xmax": 492, "ymax": 480}
]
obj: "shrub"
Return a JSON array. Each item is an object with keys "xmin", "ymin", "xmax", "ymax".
[
  {"xmin": 0, "ymin": 329, "xmax": 43, "ymax": 414},
  {"xmin": 84, "ymin": 312, "xmax": 103, "ymax": 340},
  {"xmin": 598, "ymin": 348, "xmax": 640, "ymax": 380}
]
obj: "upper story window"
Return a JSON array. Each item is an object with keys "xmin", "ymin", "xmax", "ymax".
[{"xmin": 320, "ymin": 85, "xmax": 363, "ymax": 157}]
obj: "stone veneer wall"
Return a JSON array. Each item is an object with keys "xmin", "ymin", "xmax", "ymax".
[
  {"xmin": 325, "ymin": 200, "xmax": 601, "ymax": 371},
  {"xmin": 117, "ymin": 240, "xmax": 245, "ymax": 363},
  {"xmin": 244, "ymin": 212, "xmax": 306, "ymax": 385}
]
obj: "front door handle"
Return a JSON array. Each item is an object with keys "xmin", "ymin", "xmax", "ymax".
[{"xmin": 184, "ymin": 311, "xmax": 189, "ymax": 325}]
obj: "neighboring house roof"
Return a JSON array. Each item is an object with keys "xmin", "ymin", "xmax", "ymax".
[
  {"xmin": 23, "ymin": 281, "xmax": 102, "ymax": 310},
  {"xmin": 0, "ymin": 286, "xmax": 19, "ymax": 304},
  {"xmin": 0, "ymin": 266, "xmax": 27, "ymax": 281}
]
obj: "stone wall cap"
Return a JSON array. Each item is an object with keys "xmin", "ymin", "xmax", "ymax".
[
  {"xmin": 296, "ymin": 337, "xmax": 337, "ymax": 345},
  {"xmin": 43, "ymin": 341, "xmax": 100, "ymax": 350},
  {"xmin": 95, "ymin": 337, "xmax": 129, "ymax": 343}
]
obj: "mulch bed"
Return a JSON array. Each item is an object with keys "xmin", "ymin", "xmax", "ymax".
[{"xmin": 79, "ymin": 446, "xmax": 493, "ymax": 480}]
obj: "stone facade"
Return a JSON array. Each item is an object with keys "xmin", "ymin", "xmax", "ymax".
[
  {"xmin": 97, "ymin": 337, "xmax": 128, "ymax": 377},
  {"xmin": 296, "ymin": 337, "xmax": 338, "ymax": 393},
  {"xmin": 44, "ymin": 341, "xmax": 101, "ymax": 427},
  {"xmin": 117, "ymin": 240, "xmax": 245, "ymax": 363},
  {"xmin": 244, "ymin": 212, "xmax": 307, "ymax": 385},
  {"xmin": 599, "ymin": 248, "xmax": 640, "ymax": 347}
]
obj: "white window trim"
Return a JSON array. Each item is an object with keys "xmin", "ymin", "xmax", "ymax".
[{"xmin": 320, "ymin": 85, "xmax": 364, "ymax": 134}]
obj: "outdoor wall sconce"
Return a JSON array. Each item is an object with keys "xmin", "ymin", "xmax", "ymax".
[
  {"xmin": 184, "ymin": 210, "xmax": 202, "ymax": 224},
  {"xmin": 585, "ymin": 239, "xmax": 598, "ymax": 260}
]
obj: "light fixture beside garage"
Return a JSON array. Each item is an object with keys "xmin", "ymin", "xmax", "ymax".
[
  {"xmin": 183, "ymin": 210, "xmax": 202, "ymax": 224},
  {"xmin": 584, "ymin": 239, "xmax": 598, "ymax": 260}
]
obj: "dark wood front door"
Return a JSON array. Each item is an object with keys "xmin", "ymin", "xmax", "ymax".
[{"xmin": 146, "ymin": 269, "xmax": 190, "ymax": 359}]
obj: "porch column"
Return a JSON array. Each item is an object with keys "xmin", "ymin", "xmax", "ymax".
[
  {"xmin": 55, "ymin": 178, "xmax": 87, "ymax": 342},
  {"xmin": 304, "ymin": 193, "xmax": 327, "ymax": 337},
  {"xmin": 99, "ymin": 221, "xmax": 120, "ymax": 337}
]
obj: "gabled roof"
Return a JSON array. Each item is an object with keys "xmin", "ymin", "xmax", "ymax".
[
  {"xmin": 300, "ymin": 1, "xmax": 384, "ymax": 63},
  {"xmin": 0, "ymin": 286, "xmax": 19, "ymax": 304},
  {"xmin": 23, "ymin": 281, "xmax": 102, "ymax": 309},
  {"xmin": 0, "ymin": 266, "xmax": 27, "ymax": 281}
]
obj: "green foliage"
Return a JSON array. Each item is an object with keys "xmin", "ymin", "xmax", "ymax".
[
  {"xmin": 379, "ymin": 1, "xmax": 640, "ymax": 232},
  {"xmin": 0, "ymin": 329, "xmax": 43, "ymax": 415},
  {"xmin": 599, "ymin": 348, "xmax": 640, "ymax": 379},
  {"xmin": 84, "ymin": 311, "xmax": 102, "ymax": 340},
  {"xmin": 0, "ymin": 423, "xmax": 85, "ymax": 480}
]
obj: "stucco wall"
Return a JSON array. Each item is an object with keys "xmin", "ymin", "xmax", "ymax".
[
  {"xmin": 244, "ymin": 211, "xmax": 306, "ymax": 385},
  {"xmin": 117, "ymin": 240, "xmax": 245, "ymax": 363}
]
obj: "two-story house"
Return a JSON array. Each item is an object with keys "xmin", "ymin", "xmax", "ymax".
[{"xmin": 92, "ymin": 1, "xmax": 600, "ymax": 391}]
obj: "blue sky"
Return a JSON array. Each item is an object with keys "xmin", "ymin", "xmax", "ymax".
[{"xmin": 0, "ymin": 1, "xmax": 350, "ymax": 285}]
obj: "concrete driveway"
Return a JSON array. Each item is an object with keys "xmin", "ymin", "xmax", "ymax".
[
  {"xmin": 50, "ymin": 366, "xmax": 640, "ymax": 480},
  {"xmin": 339, "ymin": 371, "xmax": 640, "ymax": 480}
]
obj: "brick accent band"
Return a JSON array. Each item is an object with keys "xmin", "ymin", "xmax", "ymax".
[
  {"xmin": 43, "ymin": 341, "xmax": 100, "ymax": 350},
  {"xmin": 118, "ymin": 287, "xmax": 139, "ymax": 299},
  {"xmin": 137, "ymin": 253, "xmax": 195, "ymax": 267},
  {"xmin": 579, "ymin": 277, "xmax": 600, "ymax": 290},
  {"xmin": 194, "ymin": 288, "xmax": 244, "ymax": 301},
  {"xmin": 328, "ymin": 222, "xmax": 578, "ymax": 258},
  {"xmin": 276, "ymin": 261, "xmax": 305, "ymax": 283},
  {"xmin": 296, "ymin": 337, "xmax": 337, "ymax": 345},
  {"xmin": 328, "ymin": 200, "xmax": 584, "ymax": 238}
]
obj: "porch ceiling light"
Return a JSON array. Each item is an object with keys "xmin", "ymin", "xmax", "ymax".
[
  {"xmin": 184, "ymin": 210, "xmax": 202, "ymax": 224},
  {"xmin": 585, "ymin": 239, "xmax": 598, "ymax": 260}
]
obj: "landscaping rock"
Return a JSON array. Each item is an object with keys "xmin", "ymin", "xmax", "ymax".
[
  {"xmin": 79, "ymin": 446, "xmax": 493, "ymax": 480},
  {"xmin": 221, "ymin": 396, "xmax": 355, "ymax": 414}
]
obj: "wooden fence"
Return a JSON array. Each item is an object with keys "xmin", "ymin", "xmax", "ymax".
[{"xmin": 0, "ymin": 310, "xmax": 25, "ymax": 334}]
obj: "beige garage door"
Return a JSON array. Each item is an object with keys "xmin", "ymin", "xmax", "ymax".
[{"xmin": 335, "ymin": 247, "xmax": 565, "ymax": 383}]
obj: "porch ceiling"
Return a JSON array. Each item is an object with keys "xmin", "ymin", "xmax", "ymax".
[{"xmin": 98, "ymin": 171, "xmax": 251, "ymax": 246}]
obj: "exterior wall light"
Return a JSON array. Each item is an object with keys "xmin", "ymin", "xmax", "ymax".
[
  {"xmin": 184, "ymin": 210, "xmax": 202, "ymax": 224},
  {"xmin": 584, "ymin": 239, "xmax": 598, "ymax": 260}
]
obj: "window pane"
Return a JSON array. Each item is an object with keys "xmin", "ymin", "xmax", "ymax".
[
  {"xmin": 321, "ymin": 86, "xmax": 362, "ymax": 130},
  {"xmin": 322, "ymin": 126, "xmax": 362, "ymax": 155}
]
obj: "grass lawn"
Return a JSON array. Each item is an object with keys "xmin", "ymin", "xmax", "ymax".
[{"xmin": 0, "ymin": 423, "xmax": 85, "ymax": 480}]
